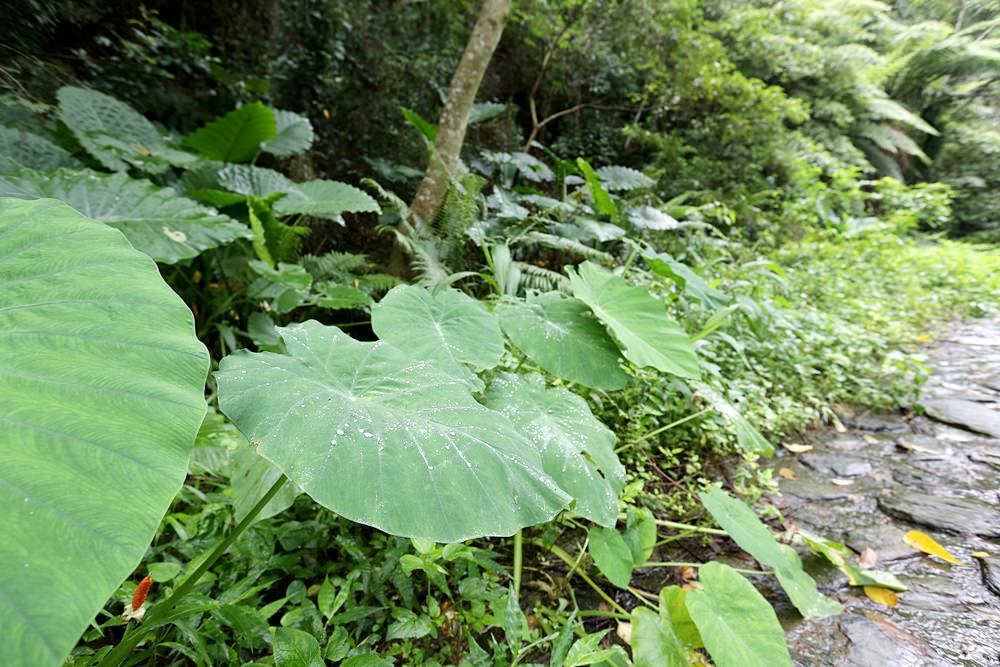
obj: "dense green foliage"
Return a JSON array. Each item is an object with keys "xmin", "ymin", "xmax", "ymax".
[{"xmin": 1, "ymin": 1, "xmax": 999, "ymax": 665}]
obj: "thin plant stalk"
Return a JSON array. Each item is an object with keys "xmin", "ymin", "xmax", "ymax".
[
  {"xmin": 99, "ymin": 475, "xmax": 289, "ymax": 667},
  {"xmin": 513, "ymin": 529, "xmax": 524, "ymax": 597}
]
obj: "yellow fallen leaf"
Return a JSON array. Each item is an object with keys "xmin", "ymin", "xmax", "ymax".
[
  {"xmin": 971, "ymin": 551, "xmax": 991, "ymax": 559},
  {"xmin": 862, "ymin": 435, "xmax": 878, "ymax": 445},
  {"xmin": 832, "ymin": 416, "xmax": 847, "ymax": 433},
  {"xmin": 830, "ymin": 478, "xmax": 854, "ymax": 486},
  {"xmin": 864, "ymin": 586, "xmax": 898, "ymax": 607},
  {"xmin": 903, "ymin": 530, "xmax": 963, "ymax": 565},
  {"xmin": 915, "ymin": 333, "xmax": 934, "ymax": 343},
  {"xmin": 777, "ymin": 467, "xmax": 797, "ymax": 480},
  {"xmin": 783, "ymin": 443, "xmax": 814, "ymax": 453}
]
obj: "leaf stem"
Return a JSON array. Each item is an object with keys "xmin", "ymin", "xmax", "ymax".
[
  {"xmin": 641, "ymin": 561, "xmax": 771, "ymax": 576},
  {"xmin": 99, "ymin": 475, "xmax": 288, "ymax": 667},
  {"xmin": 513, "ymin": 529, "xmax": 524, "ymax": 597},
  {"xmin": 616, "ymin": 408, "xmax": 711, "ymax": 452},
  {"xmin": 655, "ymin": 519, "xmax": 727, "ymax": 536},
  {"xmin": 543, "ymin": 542, "xmax": 630, "ymax": 617}
]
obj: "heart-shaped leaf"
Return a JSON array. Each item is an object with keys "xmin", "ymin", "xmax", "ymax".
[
  {"xmin": 699, "ymin": 486, "xmax": 842, "ymax": 618},
  {"xmin": 372, "ymin": 285, "xmax": 504, "ymax": 389},
  {"xmin": 568, "ymin": 262, "xmax": 699, "ymax": 378},
  {"xmin": 631, "ymin": 607, "xmax": 690, "ymax": 667},
  {"xmin": 274, "ymin": 179, "xmax": 381, "ymax": 223},
  {"xmin": 588, "ymin": 527, "xmax": 634, "ymax": 588},
  {"xmin": 215, "ymin": 321, "xmax": 569, "ymax": 541},
  {"xmin": 496, "ymin": 292, "xmax": 628, "ymax": 390},
  {"xmin": 485, "ymin": 372, "xmax": 624, "ymax": 526},
  {"xmin": 0, "ymin": 198, "xmax": 208, "ymax": 666},
  {"xmin": 685, "ymin": 562, "xmax": 792, "ymax": 667},
  {"xmin": 0, "ymin": 169, "xmax": 249, "ymax": 263},
  {"xmin": 183, "ymin": 102, "xmax": 277, "ymax": 163},
  {"xmin": 0, "ymin": 126, "xmax": 81, "ymax": 173}
]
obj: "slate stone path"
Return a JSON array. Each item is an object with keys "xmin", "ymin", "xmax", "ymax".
[{"xmin": 765, "ymin": 319, "xmax": 1000, "ymax": 666}]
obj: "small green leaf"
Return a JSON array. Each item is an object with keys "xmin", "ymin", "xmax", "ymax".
[
  {"xmin": 839, "ymin": 562, "xmax": 908, "ymax": 592},
  {"xmin": 692, "ymin": 383, "xmax": 774, "ymax": 456},
  {"xmin": 588, "ymin": 527, "xmax": 634, "ymax": 588},
  {"xmin": 576, "ymin": 158, "xmax": 618, "ymax": 221},
  {"xmin": 272, "ymin": 627, "xmax": 324, "ymax": 667},
  {"xmin": 387, "ymin": 609, "xmax": 436, "ymax": 640},
  {"xmin": 624, "ymin": 507, "xmax": 657, "ymax": 565},
  {"xmin": 631, "ymin": 606, "xmax": 690, "ymax": 667},
  {"xmin": 685, "ymin": 562, "xmax": 793, "ymax": 667},
  {"xmin": 503, "ymin": 588, "xmax": 526, "ymax": 654},
  {"xmin": 184, "ymin": 102, "xmax": 277, "ymax": 163},
  {"xmin": 147, "ymin": 562, "xmax": 182, "ymax": 582},
  {"xmin": 568, "ymin": 262, "xmax": 699, "ymax": 378},
  {"xmin": 642, "ymin": 249, "xmax": 731, "ymax": 310}
]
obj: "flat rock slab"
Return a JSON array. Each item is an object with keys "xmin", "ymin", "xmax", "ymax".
[
  {"xmin": 840, "ymin": 614, "xmax": 942, "ymax": 667},
  {"xmin": 921, "ymin": 398, "xmax": 1000, "ymax": 438},
  {"xmin": 846, "ymin": 524, "xmax": 920, "ymax": 561},
  {"xmin": 800, "ymin": 453, "xmax": 873, "ymax": 477},
  {"xmin": 979, "ymin": 555, "xmax": 1000, "ymax": 598},
  {"xmin": 878, "ymin": 492, "xmax": 1000, "ymax": 537}
]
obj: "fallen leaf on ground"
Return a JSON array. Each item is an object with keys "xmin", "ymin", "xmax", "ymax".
[
  {"xmin": 616, "ymin": 621, "xmax": 632, "ymax": 645},
  {"xmin": 777, "ymin": 467, "xmax": 797, "ymax": 480},
  {"xmin": 897, "ymin": 440, "xmax": 937, "ymax": 454},
  {"xmin": 971, "ymin": 551, "xmax": 991, "ymax": 558},
  {"xmin": 857, "ymin": 547, "xmax": 878, "ymax": 568},
  {"xmin": 832, "ymin": 416, "xmax": 847, "ymax": 433},
  {"xmin": 903, "ymin": 530, "xmax": 963, "ymax": 565},
  {"xmin": 862, "ymin": 435, "xmax": 879, "ymax": 444},
  {"xmin": 915, "ymin": 333, "xmax": 934, "ymax": 343},
  {"xmin": 830, "ymin": 478, "xmax": 854, "ymax": 486},
  {"xmin": 783, "ymin": 443, "xmax": 814, "ymax": 453},
  {"xmin": 864, "ymin": 586, "xmax": 898, "ymax": 607}
]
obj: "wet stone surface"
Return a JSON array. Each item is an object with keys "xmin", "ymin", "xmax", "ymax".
[{"xmin": 766, "ymin": 319, "xmax": 1000, "ymax": 666}]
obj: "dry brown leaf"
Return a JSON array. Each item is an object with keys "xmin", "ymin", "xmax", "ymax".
[
  {"xmin": 864, "ymin": 586, "xmax": 898, "ymax": 607},
  {"xmin": 830, "ymin": 478, "xmax": 855, "ymax": 486},
  {"xmin": 903, "ymin": 530, "xmax": 964, "ymax": 565},
  {"xmin": 783, "ymin": 443, "xmax": 814, "ymax": 453},
  {"xmin": 857, "ymin": 547, "xmax": 879, "ymax": 568},
  {"xmin": 680, "ymin": 566, "xmax": 698, "ymax": 581},
  {"xmin": 777, "ymin": 467, "xmax": 798, "ymax": 480}
]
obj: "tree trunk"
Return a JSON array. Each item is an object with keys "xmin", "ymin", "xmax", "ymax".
[{"xmin": 408, "ymin": 0, "xmax": 512, "ymax": 224}]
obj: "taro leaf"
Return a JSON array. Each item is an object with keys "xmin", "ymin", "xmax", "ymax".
[
  {"xmin": 0, "ymin": 126, "xmax": 81, "ymax": 173},
  {"xmin": 576, "ymin": 158, "xmax": 617, "ymax": 221},
  {"xmin": 215, "ymin": 321, "xmax": 570, "ymax": 541},
  {"xmin": 216, "ymin": 164, "xmax": 296, "ymax": 198},
  {"xmin": 468, "ymin": 101, "xmax": 507, "ymax": 125},
  {"xmin": 624, "ymin": 506, "xmax": 657, "ymax": 564},
  {"xmin": 631, "ymin": 607, "xmax": 690, "ymax": 667},
  {"xmin": 642, "ymin": 250, "xmax": 731, "ymax": 310},
  {"xmin": 249, "ymin": 260, "xmax": 312, "ymax": 292},
  {"xmin": 628, "ymin": 205, "xmax": 680, "ymax": 231},
  {"xmin": 0, "ymin": 198, "xmax": 208, "ymax": 667},
  {"xmin": 57, "ymin": 86, "xmax": 164, "ymax": 172},
  {"xmin": 660, "ymin": 587, "xmax": 702, "ymax": 649},
  {"xmin": 568, "ymin": 262, "xmax": 699, "ymax": 379},
  {"xmin": 274, "ymin": 179, "xmax": 381, "ymax": 223},
  {"xmin": 0, "ymin": 169, "xmax": 249, "ymax": 263},
  {"xmin": 272, "ymin": 627, "xmax": 324, "ymax": 667},
  {"xmin": 587, "ymin": 526, "xmax": 634, "ymax": 588},
  {"xmin": 313, "ymin": 282, "xmax": 372, "ymax": 310},
  {"xmin": 596, "ymin": 165, "xmax": 654, "ymax": 192},
  {"xmin": 496, "ymin": 292, "xmax": 628, "ymax": 390},
  {"xmin": 372, "ymin": 285, "xmax": 504, "ymax": 390},
  {"xmin": 262, "ymin": 109, "xmax": 315, "ymax": 157},
  {"xmin": 699, "ymin": 486, "xmax": 843, "ymax": 618},
  {"xmin": 484, "ymin": 372, "xmax": 624, "ymax": 526},
  {"xmin": 183, "ymin": 102, "xmax": 277, "ymax": 163},
  {"xmin": 692, "ymin": 383, "xmax": 774, "ymax": 456},
  {"xmin": 685, "ymin": 562, "xmax": 793, "ymax": 667},
  {"xmin": 798, "ymin": 529, "xmax": 852, "ymax": 567},
  {"xmin": 579, "ymin": 217, "xmax": 626, "ymax": 242},
  {"xmin": 230, "ymin": 447, "xmax": 301, "ymax": 523}
]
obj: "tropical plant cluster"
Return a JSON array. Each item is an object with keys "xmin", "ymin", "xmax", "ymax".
[{"xmin": 1, "ymin": 1, "xmax": 999, "ymax": 666}]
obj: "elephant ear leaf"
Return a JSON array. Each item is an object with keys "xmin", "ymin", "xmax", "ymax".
[
  {"xmin": 183, "ymin": 102, "xmax": 277, "ymax": 163},
  {"xmin": 0, "ymin": 198, "xmax": 209, "ymax": 667},
  {"xmin": 215, "ymin": 320, "xmax": 569, "ymax": 542}
]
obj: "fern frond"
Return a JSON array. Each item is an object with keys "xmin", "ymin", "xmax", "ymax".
[
  {"xmin": 301, "ymin": 251, "xmax": 370, "ymax": 281},
  {"xmin": 358, "ymin": 273, "xmax": 403, "ymax": 293},
  {"xmin": 517, "ymin": 263, "xmax": 570, "ymax": 293},
  {"xmin": 518, "ymin": 231, "xmax": 613, "ymax": 262}
]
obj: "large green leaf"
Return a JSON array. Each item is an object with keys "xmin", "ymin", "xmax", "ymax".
[
  {"xmin": 484, "ymin": 372, "xmax": 624, "ymax": 526},
  {"xmin": 371, "ymin": 285, "xmax": 504, "ymax": 389},
  {"xmin": 596, "ymin": 165, "xmax": 655, "ymax": 192},
  {"xmin": 215, "ymin": 321, "xmax": 569, "ymax": 541},
  {"xmin": 273, "ymin": 179, "xmax": 381, "ymax": 223},
  {"xmin": 0, "ymin": 127, "xmax": 81, "ymax": 173},
  {"xmin": 216, "ymin": 164, "xmax": 296, "ymax": 198},
  {"xmin": 631, "ymin": 607, "xmax": 690, "ymax": 667},
  {"xmin": 699, "ymin": 486, "xmax": 842, "ymax": 618},
  {"xmin": 685, "ymin": 562, "xmax": 792, "ymax": 667},
  {"xmin": 567, "ymin": 262, "xmax": 699, "ymax": 378},
  {"xmin": 183, "ymin": 102, "xmax": 277, "ymax": 163},
  {"xmin": 0, "ymin": 198, "xmax": 208, "ymax": 666},
  {"xmin": 57, "ymin": 86, "xmax": 164, "ymax": 172},
  {"xmin": 587, "ymin": 527, "xmax": 634, "ymax": 588},
  {"xmin": 496, "ymin": 292, "xmax": 629, "ymax": 390},
  {"xmin": 262, "ymin": 109, "xmax": 315, "ymax": 157},
  {"xmin": 0, "ymin": 169, "xmax": 249, "ymax": 263}
]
